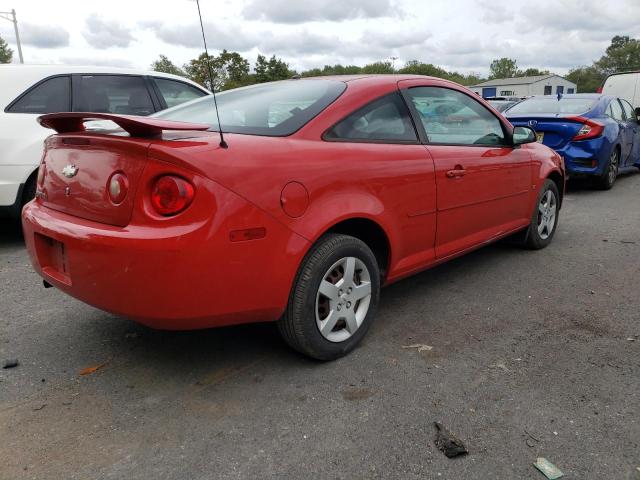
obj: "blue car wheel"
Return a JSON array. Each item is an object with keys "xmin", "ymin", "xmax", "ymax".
[{"xmin": 594, "ymin": 148, "xmax": 619, "ymax": 190}]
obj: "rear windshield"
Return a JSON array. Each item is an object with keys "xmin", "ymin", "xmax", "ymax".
[
  {"xmin": 154, "ymin": 79, "xmax": 346, "ymax": 136},
  {"xmin": 507, "ymin": 97, "xmax": 597, "ymax": 115}
]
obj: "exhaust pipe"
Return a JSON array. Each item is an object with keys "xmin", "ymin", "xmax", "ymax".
[{"xmin": 43, "ymin": 280, "xmax": 52, "ymax": 289}]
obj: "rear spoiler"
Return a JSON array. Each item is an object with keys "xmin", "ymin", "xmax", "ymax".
[{"xmin": 38, "ymin": 112, "xmax": 210, "ymax": 138}]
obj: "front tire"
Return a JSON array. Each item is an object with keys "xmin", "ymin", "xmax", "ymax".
[
  {"xmin": 278, "ymin": 234, "xmax": 380, "ymax": 360},
  {"xmin": 524, "ymin": 179, "xmax": 559, "ymax": 250}
]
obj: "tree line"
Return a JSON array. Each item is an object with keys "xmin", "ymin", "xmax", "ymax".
[
  {"xmin": 151, "ymin": 36, "xmax": 639, "ymax": 94},
  {"xmin": 1, "ymin": 31, "xmax": 638, "ymax": 94}
]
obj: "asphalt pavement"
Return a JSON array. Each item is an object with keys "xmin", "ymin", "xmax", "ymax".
[{"xmin": 1, "ymin": 173, "xmax": 639, "ymax": 479}]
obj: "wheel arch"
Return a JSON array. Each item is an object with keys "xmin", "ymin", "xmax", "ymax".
[
  {"xmin": 310, "ymin": 216, "xmax": 393, "ymax": 282},
  {"xmin": 546, "ymin": 169, "xmax": 565, "ymax": 208}
]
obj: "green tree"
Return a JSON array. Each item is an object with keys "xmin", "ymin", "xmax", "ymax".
[
  {"xmin": 489, "ymin": 58, "xmax": 519, "ymax": 79},
  {"xmin": 254, "ymin": 54, "xmax": 292, "ymax": 83},
  {"xmin": 566, "ymin": 65, "xmax": 606, "ymax": 93},
  {"xmin": 595, "ymin": 35, "xmax": 640, "ymax": 74},
  {"xmin": 361, "ymin": 61, "xmax": 394, "ymax": 74},
  {"xmin": 216, "ymin": 50, "xmax": 251, "ymax": 89},
  {"xmin": 399, "ymin": 60, "xmax": 448, "ymax": 77},
  {"xmin": 150, "ymin": 55, "xmax": 186, "ymax": 77},
  {"xmin": 0, "ymin": 35, "xmax": 13, "ymax": 64},
  {"xmin": 520, "ymin": 67, "xmax": 550, "ymax": 77},
  {"xmin": 184, "ymin": 50, "xmax": 252, "ymax": 90}
]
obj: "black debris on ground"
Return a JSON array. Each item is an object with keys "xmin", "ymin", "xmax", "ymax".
[
  {"xmin": 2, "ymin": 359, "xmax": 19, "ymax": 369},
  {"xmin": 434, "ymin": 421, "xmax": 469, "ymax": 458}
]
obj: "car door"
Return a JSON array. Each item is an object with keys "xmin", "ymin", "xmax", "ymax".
[
  {"xmin": 321, "ymin": 91, "xmax": 438, "ymax": 276},
  {"xmin": 619, "ymin": 98, "xmax": 639, "ymax": 166},
  {"xmin": 607, "ymin": 98, "xmax": 632, "ymax": 165},
  {"xmin": 400, "ymin": 81, "xmax": 532, "ymax": 259}
]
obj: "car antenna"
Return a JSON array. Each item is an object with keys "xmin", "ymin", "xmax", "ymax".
[{"xmin": 195, "ymin": 0, "xmax": 228, "ymax": 149}]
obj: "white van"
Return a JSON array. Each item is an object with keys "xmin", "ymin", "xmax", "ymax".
[
  {"xmin": 0, "ymin": 65, "xmax": 210, "ymax": 219},
  {"xmin": 601, "ymin": 71, "xmax": 640, "ymax": 109}
]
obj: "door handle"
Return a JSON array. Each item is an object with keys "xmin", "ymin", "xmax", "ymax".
[{"xmin": 446, "ymin": 166, "xmax": 466, "ymax": 178}]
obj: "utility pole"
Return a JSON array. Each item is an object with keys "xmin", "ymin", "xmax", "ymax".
[
  {"xmin": 0, "ymin": 9, "xmax": 23, "ymax": 63},
  {"xmin": 390, "ymin": 56, "xmax": 398, "ymax": 72}
]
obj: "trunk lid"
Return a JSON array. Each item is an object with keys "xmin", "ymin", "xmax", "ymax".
[
  {"xmin": 36, "ymin": 112, "xmax": 211, "ymax": 227},
  {"xmin": 40, "ymin": 135, "xmax": 149, "ymax": 227},
  {"xmin": 507, "ymin": 115, "xmax": 586, "ymax": 149}
]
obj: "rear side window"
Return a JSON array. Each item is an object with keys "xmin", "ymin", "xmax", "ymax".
[
  {"xmin": 76, "ymin": 75, "xmax": 154, "ymax": 116},
  {"xmin": 154, "ymin": 78, "xmax": 206, "ymax": 108},
  {"xmin": 406, "ymin": 86, "xmax": 505, "ymax": 146},
  {"xmin": 7, "ymin": 76, "xmax": 71, "ymax": 114},
  {"xmin": 607, "ymin": 99, "xmax": 624, "ymax": 121},
  {"xmin": 324, "ymin": 93, "xmax": 418, "ymax": 142},
  {"xmin": 620, "ymin": 99, "xmax": 636, "ymax": 120},
  {"xmin": 155, "ymin": 79, "xmax": 346, "ymax": 136}
]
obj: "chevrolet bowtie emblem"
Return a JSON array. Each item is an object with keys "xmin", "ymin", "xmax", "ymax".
[{"xmin": 62, "ymin": 164, "xmax": 79, "ymax": 178}]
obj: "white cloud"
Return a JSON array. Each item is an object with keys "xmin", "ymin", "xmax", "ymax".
[
  {"xmin": 83, "ymin": 13, "xmax": 135, "ymax": 49},
  {"xmin": 2, "ymin": 0, "xmax": 637, "ymax": 76},
  {"xmin": 242, "ymin": 0, "xmax": 401, "ymax": 23},
  {"xmin": 21, "ymin": 23, "xmax": 69, "ymax": 48}
]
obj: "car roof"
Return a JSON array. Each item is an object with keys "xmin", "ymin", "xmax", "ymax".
[
  {"xmin": 299, "ymin": 74, "xmax": 460, "ymax": 86},
  {"xmin": 0, "ymin": 64, "xmax": 209, "ymax": 108},
  {"xmin": 528, "ymin": 93, "xmax": 605, "ymax": 99}
]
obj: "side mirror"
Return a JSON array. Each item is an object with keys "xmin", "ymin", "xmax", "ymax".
[{"xmin": 512, "ymin": 126, "xmax": 537, "ymax": 145}]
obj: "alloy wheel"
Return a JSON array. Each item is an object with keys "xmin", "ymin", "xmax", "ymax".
[
  {"xmin": 607, "ymin": 150, "xmax": 618, "ymax": 185},
  {"xmin": 537, "ymin": 190, "xmax": 557, "ymax": 240},
  {"xmin": 315, "ymin": 256, "xmax": 372, "ymax": 343}
]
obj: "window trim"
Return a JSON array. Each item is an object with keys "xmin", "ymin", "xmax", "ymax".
[
  {"xmin": 322, "ymin": 91, "xmax": 421, "ymax": 145},
  {"xmin": 401, "ymin": 85, "xmax": 514, "ymax": 148},
  {"xmin": 150, "ymin": 76, "xmax": 209, "ymax": 111},
  {"xmin": 4, "ymin": 74, "xmax": 72, "ymax": 114}
]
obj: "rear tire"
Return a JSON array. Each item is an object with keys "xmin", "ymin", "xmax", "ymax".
[
  {"xmin": 278, "ymin": 234, "xmax": 380, "ymax": 361},
  {"xmin": 594, "ymin": 148, "xmax": 618, "ymax": 190},
  {"xmin": 21, "ymin": 174, "xmax": 37, "ymax": 208},
  {"xmin": 523, "ymin": 179, "xmax": 559, "ymax": 250}
]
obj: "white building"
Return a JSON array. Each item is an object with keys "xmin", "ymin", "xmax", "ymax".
[{"xmin": 470, "ymin": 74, "xmax": 577, "ymax": 98}]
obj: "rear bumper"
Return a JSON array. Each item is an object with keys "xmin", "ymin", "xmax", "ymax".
[
  {"xmin": 554, "ymin": 138, "xmax": 609, "ymax": 176},
  {"xmin": 22, "ymin": 194, "xmax": 309, "ymax": 330}
]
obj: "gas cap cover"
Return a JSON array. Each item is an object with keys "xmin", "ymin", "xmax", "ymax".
[{"xmin": 280, "ymin": 181, "xmax": 309, "ymax": 218}]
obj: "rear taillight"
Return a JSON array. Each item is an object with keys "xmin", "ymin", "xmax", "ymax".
[
  {"xmin": 108, "ymin": 172, "xmax": 128, "ymax": 205},
  {"xmin": 596, "ymin": 86, "xmax": 603, "ymax": 93},
  {"xmin": 150, "ymin": 175, "xmax": 194, "ymax": 216},
  {"xmin": 569, "ymin": 116, "xmax": 604, "ymax": 141}
]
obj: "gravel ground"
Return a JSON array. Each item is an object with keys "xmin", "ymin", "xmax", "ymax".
[{"xmin": 1, "ymin": 173, "xmax": 639, "ymax": 480}]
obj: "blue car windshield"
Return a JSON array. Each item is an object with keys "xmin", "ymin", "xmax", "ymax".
[
  {"xmin": 154, "ymin": 79, "xmax": 346, "ymax": 136},
  {"xmin": 508, "ymin": 97, "xmax": 597, "ymax": 115}
]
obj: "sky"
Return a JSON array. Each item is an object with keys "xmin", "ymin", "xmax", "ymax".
[{"xmin": 1, "ymin": 0, "xmax": 639, "ymax": 77}]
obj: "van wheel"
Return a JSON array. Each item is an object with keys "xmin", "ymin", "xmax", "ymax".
[
  {"xmin": 594, "ymin": 148, "xmax": 618, "ymax": 190},
  {"xmin": 523, "ymin": 179, "xmax": 559, "ymax": 250},
  {"xmin": 278, "ymin": 234, "xmax": 380, "ymax": 360}
]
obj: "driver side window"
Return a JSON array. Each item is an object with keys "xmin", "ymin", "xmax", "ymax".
[{"xmin": 406, "ymin": 87, "xmax": 506, "ymax": 146}]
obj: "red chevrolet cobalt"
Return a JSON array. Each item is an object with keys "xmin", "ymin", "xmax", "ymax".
[{"xmin": 23, "ymin": 75, "xmax": 564, "ymax": 360}]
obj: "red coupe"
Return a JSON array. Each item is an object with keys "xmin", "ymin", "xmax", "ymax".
[{"xmin": 22, "ymin": 75, "xmax": 565, "ymax": 360}]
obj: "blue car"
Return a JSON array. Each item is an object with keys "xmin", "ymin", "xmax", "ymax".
[{"xmin": 506, "ymin": 94, "xmax": 640, "ymax": 189}]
